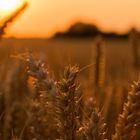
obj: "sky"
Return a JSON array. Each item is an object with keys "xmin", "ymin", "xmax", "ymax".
[{"xmin": 1, "ymin": 0, "xmax": 140, "ymax": 38}]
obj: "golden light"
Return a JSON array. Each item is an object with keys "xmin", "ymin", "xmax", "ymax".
[{"xmin": 0, "ymin": 0, "xmax": 25, "ymax": 13}]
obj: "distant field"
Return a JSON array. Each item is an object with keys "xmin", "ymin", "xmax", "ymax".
[{"xmin": 0, "ymin": 38, "xmax": 138, "ymax": 80}]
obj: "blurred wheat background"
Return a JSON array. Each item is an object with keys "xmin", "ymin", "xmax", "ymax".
[{"xmin": 0, "ymin": 1, "xmax": 140, "ymax": 140}]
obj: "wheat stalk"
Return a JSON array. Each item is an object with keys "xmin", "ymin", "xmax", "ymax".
[
  {"xmin": 56, "ymin": 65, "xmax": 81, "ymax": 140},
  {"xmin": 112, "ymin": 81, "xmax": 140, "ymax": 140},
  {"xmin": 129, "ymin": 28, "xmax": 140, "ymax": 69},
  {"xmin": 25, "ymin": 54, "xmax": 58, "ymax": 139},
  {"xmin": 0, "ymin": 2, "xmax": 28, "ymax": 38},
  {"xmin": 94, "ymin": 36, "xmax": 106, "ymax": 88},
  {"xmin": 78, "ymin": 97, "xmax": 107, "ymax": 140},
  {"xmin": 24, "ymin": 54, "xmax": 56, "ymax": 96}
]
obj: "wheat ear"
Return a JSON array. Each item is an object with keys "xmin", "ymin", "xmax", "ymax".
[
  {"xmin": 56, "ymin": 65, "xmax": 80, "ymax": 140},
  {"xmin": 113, "ymin": 81, "xmax": 140, "ymax": 140}
]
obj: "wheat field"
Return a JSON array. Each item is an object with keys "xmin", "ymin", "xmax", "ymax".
[{"xmin": 0, "ymin": 2, "xmax": 140, "ymax": 140}]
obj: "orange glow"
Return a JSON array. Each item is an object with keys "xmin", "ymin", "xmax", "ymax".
[
  {"xmin": 1, "ymin": 0, "xmax": 140, "ymax": 38},
  {"xmin": 0, "ymin": 0, "xmax": 25, "ymax": 14}
]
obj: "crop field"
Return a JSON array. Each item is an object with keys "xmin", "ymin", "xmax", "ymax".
[
  {"xmin": 0, "ymin": 1, "xmax": 140, "ymax": 140},
  {"xmin": 0, "ymin": 36, "xmax": 140, "ymax": 140}
]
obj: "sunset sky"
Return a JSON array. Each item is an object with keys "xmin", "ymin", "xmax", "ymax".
[{"xmin": 1, "ymin": 0, "xmax": 140, "ymax": 38}]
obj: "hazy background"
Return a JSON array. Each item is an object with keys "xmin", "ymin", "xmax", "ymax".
[{"xmin": 1, "ymin": 0, "xmax": 140, "ymax": 38}]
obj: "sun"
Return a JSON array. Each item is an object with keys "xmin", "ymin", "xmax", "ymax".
[{"xmin": 0, "ymin": 0, "xmax": 24, "ymax": 13}]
